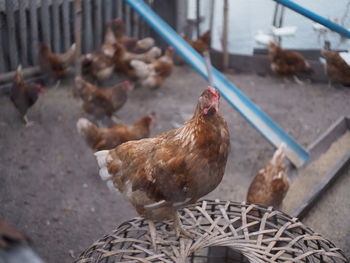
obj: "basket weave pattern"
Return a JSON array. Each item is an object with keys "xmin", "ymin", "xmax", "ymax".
[{"xmin": 76, "ymin": 200, "xmax": 348, "ymax": 262}]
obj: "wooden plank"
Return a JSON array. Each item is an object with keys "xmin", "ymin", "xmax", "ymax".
[
  {"xmin": 29, "ymin": 1, "xmax": 39, "ymax": 65},
  {"xmin": 116, "ymin": 0, "xmax": 122, "ymax": 19},
  {"xmin": 62, "ymin": 0, "xmax": 71, "ymax": 51},
  {"xmin": 40, "ymin": 0, "xmax": 51, "ymax": 45},
  {"xmin": 19, "ymin": 2, "xmax": 29, "ymax": 67},
  {"xmin": 292, "ymin": 151, "xmax": 350, "ymax": 219},
  {"xmin": 82, "ymin": 0, "xmax": 92, "ymax": 53},
  {"xmin": 125, "ymin": 3, "xmax": 131, "ymax": 36},
  {"xmin": 93, "ymin": 0, "xmax": 102, "ymax": 49},
  {"xmin": 74, "ymin": 0, "xmax": 82, "ymax": 75},
  {"xmin": 104, "ymin": 0, "xmax": 112, "ymax": 23},
  {"xmin": 52, "ymin": 0, "xmax": 61, "ymax": 52},
  {"xmin": 132, "ymin": 11, "xmax": 139, "ymax": 38},
  {"xmin": 5, "ymin": 0, "xmax": 18, "ymax": 70}
]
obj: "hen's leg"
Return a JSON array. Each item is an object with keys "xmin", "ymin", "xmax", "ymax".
[
  {"xmin": 173, "ymin": 212, "xmax": 194, "ymax": 239},
  {"xmin": 147, "ymin": 220, "xmax": 158, "ymax": 250},
  {"xmin": 293, "ymin": 75, "xmax": 304, "ymax": 85},
  {"xmin": 23, "ymin": 115, "xmax": 34, "ymax": 127}
]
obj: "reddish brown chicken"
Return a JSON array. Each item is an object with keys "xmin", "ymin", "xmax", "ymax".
[
  {"xmin": 77, "ymin": 115, "xmax": 154, "ymax": 151},
  {"xmin": 10, "ymin": 65, "xmax": 44, "ymax": 126},
  {"xmin": 247, "ymin": 143, "xmax": 289, "ymax": 210},
  {"xmin": 321, "ymin": 49, "xmax": 350, "ymax": 86},
  {"xmin": 130, "ymin": 46, "xmax": 174, "ymax": 89},
  {"xmin": 268, "ymin": 41, "xmax": 313, "ymax": 82},
  {"xmin": 75, "ymin": 76, "xmax": 131, "ymax": 118},
  {"xmin": 95, "ymin": 87, "xmax": 230, "ymax": 247},
  {"xmin": 39, "ymin": 42, "xmax": 76, "ymax": 79},
  {"xmin": 185, "ymin": 30, "xmax": 211, "ymax": 55}
]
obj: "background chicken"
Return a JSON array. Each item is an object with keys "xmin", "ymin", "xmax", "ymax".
[
  {"xmin": 321, "ymin": 46, "xmax": 350, "ymax": 86},
  {"xmin": 268, "ymin": 41, "xmax": 313, "ymax": 83},
  {"xmin": 246, "ymin": 143, "xmax": 289, "ymax": 210},
  {"xmin": 75, "ymin": 76, "xmax": 131, "ymax": 119},
  {"xmin": 94, "ymin": 87, "xmax": 230, "ymax": 247},
  {"xmin": 113, "ymin": 42, "xmax": 161, "ymax": 78},
  {"xmin": 114, "ymin": 18, "xmax": 154, "ymax": 52},
  {"xmin": 10, "ymin": 65, "xmax": 44, "ymax": 126},
  {"xmin": 77, "ymin": 115, "xmax": 154, "ymax": 151},
  {"xmin": 130, "ymin": 46, "xmax": 174, "ymax": 89},
  {"xmin": 103, "ymin": 20, "xmax": 118, "ymax": 46},
  {"xmin": 185, "ymin": 30, "xmax": 211, "ymax": 56},
  {"xmin": 39, "ymin": 42, "xmax": 76, "ymax": 80},
  {"xmin": 82, "ymin": 45, "xmax": 116, "ymax": 82}
]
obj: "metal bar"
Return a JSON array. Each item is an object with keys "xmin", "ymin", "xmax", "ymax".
[
  {"xmin": 29, "ymin": 1, "xmax": 39, "ymax": 65},
  {"xmin": 93, "ymin": 0, "xmax": 102, "ymax": 49},
  {"xmin": 0, "ymin": 28, "xmax": 5, "ymax": 72},
  {"xmin": 274, "ymin": 0, "xmax": 350, "ymax": 38},
  {"xmin": 82, "ymin": 0, "xmax": 93, "ymax": 53},
  {"xmin": 19, "ymin": 2, "xmax": 28, "ymax": 67},
  {"xmin": 5, "ymin": 0, "xmax": 18, "ymax": 70},
  {"xmin": 41, "ymin": 0, "xmax": 51, "ymax": 45},
  {"xmin": 62, "ymin": 0, "xmax": 71, "ymax": 51},
  {"xmin": 52, "ymin": 0, "xmax": 61, "ymax": 52},
  {"xmin": 123, "ymin": 0, "xmax": 309, "ymax": 167},
  {"xmin": 209, "ymin": 0, "xmax": 215, "ymax": 34}
]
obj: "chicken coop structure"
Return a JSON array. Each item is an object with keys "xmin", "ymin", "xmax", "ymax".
[{"xmin": 0, "ymin": 0, "xmax": 182, "ymax": 82}]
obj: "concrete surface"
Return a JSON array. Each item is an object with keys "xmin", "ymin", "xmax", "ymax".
[{"xmin": 1, "ymin": 65, "xmax": 350, "ymax": 262}]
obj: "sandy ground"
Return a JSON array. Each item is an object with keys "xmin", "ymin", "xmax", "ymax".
[{"xmin": 1, "ymin": 65, "xmax": 350, "ymax": 262}]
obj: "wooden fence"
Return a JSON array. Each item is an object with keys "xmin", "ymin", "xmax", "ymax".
[{"xmin": 0, "ymin": 0, "xmax": 155, "ymax": 75}]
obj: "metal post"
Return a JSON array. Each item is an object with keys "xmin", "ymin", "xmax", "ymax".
[{"xmin": 274, "ymin": 0, "xmax": 350, "ymax": 38}]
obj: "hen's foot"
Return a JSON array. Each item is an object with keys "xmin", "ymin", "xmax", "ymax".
[
  {"xmin": 293, "ymin": 75, "xmax": 304, "ymax": 86},
  {"xmin": 23, "ymin": 116, "xmax": 34, "ymax": 127}
]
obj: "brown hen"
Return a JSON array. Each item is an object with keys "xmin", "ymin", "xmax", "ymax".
[
  {"xmin": 130, "ymin": 46, "xmax": 174, "ymax": 89},
  {"xmin": 94, "ymin": 87, "xmax": 230, "ymax": 247},
  {"xmin": 75, "ymin": 76, "xmax": 131, "ymax": 119},
  {"xmin": 268, "ymin": 41, "xmax": 313, "ymax": 82},
  {"xmin": 247, "ymin": 143, "xmax": 289, "ymax": 210},
  {"xmin": 77, "ymin": 115, "xmax": 154, "ymax": 151},
  {"xmin": 39, "ymin": 42, "xmax": 76, "ymax": 79},
  {"xmin": 185, "ymin": 30, "xmax": 211, "ymax": 56},
  {"xmin": 321, "ymin": 49, "xmax": 350, "ymax": 86}
]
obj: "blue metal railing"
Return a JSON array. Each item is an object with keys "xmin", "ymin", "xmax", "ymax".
[
  {"xmin": 274, "ymin": 0, "xmax": 350, "ymax": 39},
  {"xmin": 124, "ymin": 0, "xmax": 309, "ymax": 167}
]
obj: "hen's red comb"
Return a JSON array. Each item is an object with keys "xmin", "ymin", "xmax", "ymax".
[
  {"xmin": 113, "ymin": 18, "xmax": 122, "ymax": 24},
  {"xmin": 123, "ymin": 81, "xmax": 131, "ymax": 89}
]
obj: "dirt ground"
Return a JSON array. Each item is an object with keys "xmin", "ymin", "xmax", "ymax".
[{"xmin": 1, "ymin": 65, "xmax": 350, "ymax": 262}]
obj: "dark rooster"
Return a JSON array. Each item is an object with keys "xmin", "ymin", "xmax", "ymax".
[
  {"xmin": 94, "ymin": 87, "xmax": 230, "ymax": 248},
  {"xmin": 10, "ymin": 65, "xmax": 44, "ymax": 126}
]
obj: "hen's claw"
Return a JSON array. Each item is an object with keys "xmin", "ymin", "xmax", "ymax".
[{"xmin": 23, "ymin": 115, "xmax": 34, "ymax": 127}]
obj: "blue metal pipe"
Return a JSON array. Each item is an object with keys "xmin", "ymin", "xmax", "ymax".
[
  {"xmin": 124, "ymin": 0, "xmax": 309, "ymax": 167},
  {"xmin": 274, "ymin": 0, "xmax": 350, "ymax": 38}
]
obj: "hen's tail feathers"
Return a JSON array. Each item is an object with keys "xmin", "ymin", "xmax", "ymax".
[
  {"xmin": 136, "ymin": 37, "xmax": 155, "ymax": 51},
  {"xmin": 271, "ymin": 143, "xmax": 286, "ymax": 166},
  {"xmin": 60, "ymin": 43, "xmax": 77, "ymax": 65},
  {"xmin": 95, "ymin": 150, "xmax": 114, "ymax": 180}
]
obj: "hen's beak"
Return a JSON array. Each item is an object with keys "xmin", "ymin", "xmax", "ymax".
[{"xmin": 209, "ymin": 86, "xmax": 219, "ymax": 112}]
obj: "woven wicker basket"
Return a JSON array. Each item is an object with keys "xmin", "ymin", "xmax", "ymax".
[{"xmin": 75, "ymin": 200, "xmax": 348, "ymax": 263}]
